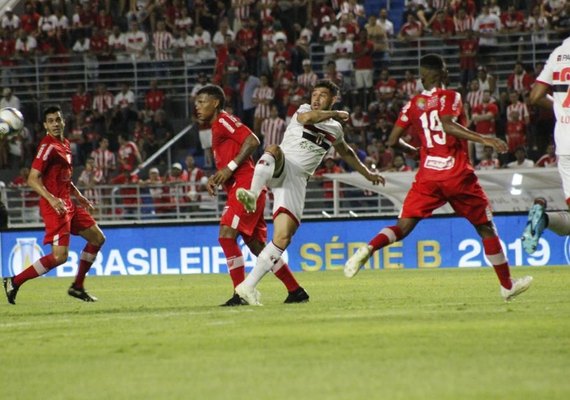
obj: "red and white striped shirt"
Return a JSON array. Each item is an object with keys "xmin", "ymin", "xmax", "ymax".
[
  {"xmin": 153, "ymin": 30, "xmax": 174, "ymax": 61},
  {"xmin": 92, "ymin": 92, "xmax": 114, "ymax": 114},
  {"xmin": 466, "ymin": 89, "xmax": 484, "ymax": 108},
  {"xmin": 398, "ymin": 80, "xmax": 417, "ymax": 100},
  {"xmin": 506, "ymin": 101, "xmax": 530, "ymax": 122},
  {"xmin": 297, "ymin": 71, "xmax": 318, "ymax": 89},
  {"xmin": 261, "ymin": 117, "xmax": 286, "ymax": 146},
  {"xmin": 258, "ymin": 0, "xmax": 275, "ymax": 21},
  {"xmin": 91, "ymin": 148, "xmax": 116, "ymax": 182},
  {"xmin": 253, "ymin": 86, "xmax": 275, "ymax": 119},
  {"xmin": 78, "ymin": 167, "xmax": 104, "ymax": 203},
  {"xmin": 232, "ymin": 0, "xmax": 253, "ymax": 21},
  {"xmin": 454, "ymin": 15, "xmax": 474, "ymax": 33}
]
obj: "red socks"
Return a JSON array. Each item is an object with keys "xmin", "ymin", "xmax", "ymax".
[
  {"xmin": 74, "ymin": 243, "xmax": 101, "ymax": 288},
  {"xmin": 14, "ymin": 254, "xmax": 58, "ymax": 287},
  {"xmin": 272, "ymin": 259, "xmax": 300, "ymax": 292},
  {"xmin": 369, "ymin": 226, "xmax": 403, "ymax": 251},
  {"xmin": 219, "ymin": 237, "xmax": 245, "ymax": 288},
  {"xmin": 483, "ymin": 236, "xmax": 512, "ymax": 289}
]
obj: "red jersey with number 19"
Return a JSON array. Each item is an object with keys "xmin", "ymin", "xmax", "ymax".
[
  {"xmin": 211, "ymin": 111, "xmax": 256, "ymax": 193},
  {"xmin": 396, "ymin": 87, "xmax": 473, "ymax": 182},
  {"xmin": 31, "ymin": 134, "xmax": 74, "ymax": 211}
]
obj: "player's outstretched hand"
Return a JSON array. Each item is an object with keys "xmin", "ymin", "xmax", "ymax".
[
  {"xmin": 367, "ymin": 170, "xmax": 385, "ymax": 186},
  {"xmin": 484, "ymin": 137, "xmax": 508, "ymax": 154},
  {"xmin": 333, "ymin": 110, "xmax": 350, "ymax": 123}
]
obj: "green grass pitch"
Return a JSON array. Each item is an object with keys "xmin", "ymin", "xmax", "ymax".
[{"xmin": 1, "ymin": 266, "xmax": 569, "ymax": 400}]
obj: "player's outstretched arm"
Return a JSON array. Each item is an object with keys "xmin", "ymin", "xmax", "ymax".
[
  {"xmin": 529, "ymin": 82, "xmax": 553, "ymax": 110},
  {"xmin": 297, "ymin": 110, "xmax": 349, "ymax": 125},
  {"xmin": 334, "ymin": 141, "xmax": 385, "ymax": 186},
  {"xmin": 440, "ymin": 115, "xmax": 508, "ymax": 153}
]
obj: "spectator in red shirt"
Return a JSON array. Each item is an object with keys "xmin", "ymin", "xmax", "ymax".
[
  {"xmin": 236, "ymin": 16, "xmax": 259, "ymax": 74},
  {"xmin": 430, "ymin": 10, "xmax": 455, "ymax": 44},
  {"xmin": 353, "ymin": 29, "xmax": 375, "ymax": 106},
  {"xmin": 314, "ymin": 156, "xmax": 345, "ymax": 203},
  {"xmin": 471, "ymin": 90, "xmax": 499, "ymax": 161},
  {"xmin": 501, "ymin": 5, "xmax": 525, "ymax": 44},
  {"xmin": 398, "ymin": 13, "xmax": 422, "ymax": 55},
  {"xmin": 505, "ymin": 110, "xmax": 527, "ymax": 153},
  {"xmin": 507, "ymin": 61, "xmax": 534, "ymax": 96},
  {"xmin": 374, "ymin": 68, "xmax": 398, "ymax": 104},
  {"xmin": 118, "ymin": 134, "xmax": 142, "ymax": 170},
  {"xmin": 111, "ymin": 162, "xmax": 140, "ymax": 217},
  {"xmin": 9, "ymin": 166, "xmax": 40, "ymax": 222},
  {"xmin": 535, "ymin": 144, "xmax": 558, "ymax": 168},
  {"xmin": 458, "ymin": 29, "xmax": 478, "ymax": 90},
  {"xmin": 71, "ymin": 84, "xmax": 91, "ymax": 116},
  {"xmin": 20, "ymin": 2, "xmax": 40, "ymax": 35},
  {"xmin": 143, "ymin": 79, "xmax": 166, "ymax": 121}
]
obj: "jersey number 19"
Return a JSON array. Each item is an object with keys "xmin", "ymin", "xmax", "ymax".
[{"xmin": 420, "ymin": 110, "xmax": 446, "ymax": 148}]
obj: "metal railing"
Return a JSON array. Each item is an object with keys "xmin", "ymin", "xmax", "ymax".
[{"xmin": 1, "ymin": 178, "xmax": 397, "ymax": 227}]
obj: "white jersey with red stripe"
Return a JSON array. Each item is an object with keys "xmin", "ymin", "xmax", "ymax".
[
  {"xmin": 536, "ymin": 37, "xmax": 570, "ymax": 155},
  {"xmin": 280, "ymin": 103, "xmax": 344, "ymax": 176}
]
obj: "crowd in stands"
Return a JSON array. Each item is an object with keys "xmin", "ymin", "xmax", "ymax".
[{"xmin": 1, "ymin": 0, "xmax": 569, "ymax": 217}]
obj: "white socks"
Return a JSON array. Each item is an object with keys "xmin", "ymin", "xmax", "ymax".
[
  {"xmin": 242, "ymin": 241, "xmax": 284, "ymax": 288},
  {"xmin": 250, "ymin": 152, "xmax": 275, "ymax": 195},
  {"xmin": 546, "ymin": 211, "xmax": 570, "ymax": 236}
]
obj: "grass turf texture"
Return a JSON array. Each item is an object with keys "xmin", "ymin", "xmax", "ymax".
[{"xmin": 1, "ymin": 267, "xmax": 569, "ymax": 400}]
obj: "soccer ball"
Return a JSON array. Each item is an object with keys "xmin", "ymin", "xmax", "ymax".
[{"xmin": 0, "ymin": 107, "xmax": 24, "ymax": 137}]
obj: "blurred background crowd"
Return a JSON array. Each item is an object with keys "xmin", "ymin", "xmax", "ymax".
[{"xmin": 0, "ymin": 0, "xmax": 568, "ymax": 218}]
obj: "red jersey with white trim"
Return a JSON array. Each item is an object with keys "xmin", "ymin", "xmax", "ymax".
[
  {"xmin": 396, "ymin": 87, "xmax": 472, "ymax": 182},
  {"xmin": 211, "ymin": 111, "xmax": 256, "ymax": 192},
  {"xmin": 280, "ymin": 104, "xmax": 345, "ymax": 176},
  {"xmin": 535, "ymin": 37, "xmax": 570, "ymax": 155},
  {"xmin": 31, "ymin": 134, "xmax": 73, "ymax": 210}
]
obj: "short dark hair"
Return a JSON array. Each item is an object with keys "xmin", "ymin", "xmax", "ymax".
[
  {"xmin": 314, "ymin": 80, "xmax": 339, "ymax": 97},
  {"xmin": 196, "ymin": 84, "xmax": 226, "ymax": 110},
  {"xmin": 43, "ymin": 105, "xmax": 62, "ymax": 121},
  {"xmin": 420, "ymin": 54, "xmax": 445, "ymax": 71}
]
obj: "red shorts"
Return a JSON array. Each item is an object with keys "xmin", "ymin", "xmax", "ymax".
[
  {"xmin": 220, "ymin": 187, "xmax": 267, "ymax": 243},
  {"xmin": 400, "ymin": 173, "xmax": 492, "ymax": 226},
  {"xmin": 41, "ymin": 204, "xmax": 97, "ymax": 246}
]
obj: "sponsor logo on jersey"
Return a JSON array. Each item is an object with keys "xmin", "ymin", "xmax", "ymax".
[{"xmin": 416, "ymin": 98, "xmax": 426, "ymax": 110}]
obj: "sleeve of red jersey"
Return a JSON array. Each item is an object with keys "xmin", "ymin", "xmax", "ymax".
[
  {"xmin": 31, "ymin": 142, "xmax": 51, "ymax": 173},
  {"xmin": 439, "ymin": 91, "xmax": 463, "ymax": 118},
  {"xmin": 220, "ymin": 113, "xmax": 256, "ymax": 144}
]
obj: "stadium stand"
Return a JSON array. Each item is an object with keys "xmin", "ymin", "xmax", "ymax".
[{"xmin": 0, "ymin": 0, "xmax": 568, "ymax": 225}]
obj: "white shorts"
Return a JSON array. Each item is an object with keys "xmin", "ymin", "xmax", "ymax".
[
  {"xmin": 354, "ymin": 69, "xmax": 373, "ymax": 89},
  {"xmin": 199, "ymin": 128, "xmax": 212, "ymax": 149},
  {"xmin": 558, "ymin": 155, "xmax": 570, "ymax": 202},
  {"xmin": 269, "ymin": 158, "xmax": 308, "ymax": 225}
]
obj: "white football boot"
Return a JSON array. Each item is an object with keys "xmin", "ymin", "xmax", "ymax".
[
  {"xmin": 344, "ymin": 245, "xmax": 372, "ymax": 278},
  {"xmin": 500, "ymin": 276, "xmax": 533, "ymax": 301},
  {"xmin": 235, "ymin": 283, "xmax": 262, "ymax": 306},
  {"xmin": 236, "ymin": 188, "xmax": 257, "ymax": 213}
]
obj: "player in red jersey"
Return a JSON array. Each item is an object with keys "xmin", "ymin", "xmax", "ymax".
[
  {"xmin": 344, "ymin": 54, "xmax": 532, "ymax": 302},
  {"xmin": 194, "ymin": 85, "xmax": 309, "ymax": 306},
  {"xmin": 3, "ymin": 106, "xmax": 106, "ymax": 305}
]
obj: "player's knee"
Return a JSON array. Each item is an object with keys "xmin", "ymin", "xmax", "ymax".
[
  {"xmin": 52, "ymin": 250, "xmax": 69, "ymax": 265},
  {"xmin": 95, "ymin": 232, "xmax": 106, "ymax": 247}
]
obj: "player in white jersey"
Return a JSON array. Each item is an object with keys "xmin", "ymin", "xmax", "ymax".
[
  {"xmin": 522, "ymin": 37, "xmax": 570, "ymax": 254},
  {"xmin": 233, "ymin": 80, "xmax": 384, "ymax": 305}
]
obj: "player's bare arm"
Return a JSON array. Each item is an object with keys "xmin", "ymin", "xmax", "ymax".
[
  {"xmin": 334, "ymin": 141, "xmax": 385, "ymax": 186},
  {"xmin": 27, "ymin": 168, "xmax": 67, "ymax": 215},
  {"xmin": 440, "ymin": 115, "xmax": 508, "ymax": 153},
  {"xmin": 71, "ymin": 182, "xmax": 94, "ymax": 211},
  {"xmin": 529, "ymin": 82, "xmax": 554, "ymax": 110},
  {"xmin": 209, "ymin": 133, "xmax": 260, "ymax": 188},
  {"xmin": 297, "ymin": 109, "xmax": 349, "ymax": 125}
]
